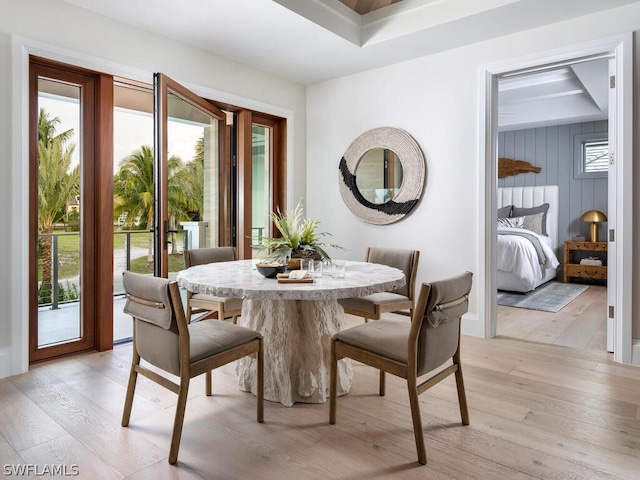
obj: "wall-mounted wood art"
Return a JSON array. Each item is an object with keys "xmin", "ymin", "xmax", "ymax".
[{"xmin": 498, "ymin": 157, "xmax": 542, "ymax": 178}]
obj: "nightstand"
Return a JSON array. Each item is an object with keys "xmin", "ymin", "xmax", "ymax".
[{"xmin": 563, "ymin": 241, "xmax": 607, "ymax": 283}]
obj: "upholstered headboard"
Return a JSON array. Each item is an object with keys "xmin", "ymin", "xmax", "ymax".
[{"xmin": 497, "ymin": 185, "xmax": 559, "ymax": 251}]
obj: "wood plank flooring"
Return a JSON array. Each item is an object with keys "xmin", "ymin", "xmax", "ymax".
[
  {"xmin": 2, "ymin": 311, "xmax": 639, "ymax": 479},
  {"xmin": 497, "ymin": 285, "xmax": 607, "ymax": 350}
]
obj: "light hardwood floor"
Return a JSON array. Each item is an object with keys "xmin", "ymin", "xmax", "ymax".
[
  {"xmin": 2, "ymin": 311, "xmax": 639, "ymax": 479},
  {"xmin": 497, "ymin": 285, "xmax": 608, "ymax": 350}
]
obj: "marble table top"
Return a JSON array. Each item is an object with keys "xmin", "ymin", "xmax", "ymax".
[{"xmin": 176, "ymin": 259, "xmax": 405, "ymax": 301}]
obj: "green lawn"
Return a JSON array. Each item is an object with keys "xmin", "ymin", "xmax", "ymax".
[
  {"xmin": 39, "ymin": 230, "xmax": 186, "ymax": 280},
  {"xmin": 130, "ymin": 254, "xmax": 186, "ymax": 274}
]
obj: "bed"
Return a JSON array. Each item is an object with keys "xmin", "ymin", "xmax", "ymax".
[{"xmin": 497, "ymin": 185, "xmax": 560, "ymax": 292}]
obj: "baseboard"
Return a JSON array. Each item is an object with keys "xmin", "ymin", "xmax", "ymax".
[
  {"xmin": 631, "ymin": 339, "xmax": 640, "ymax": 366},
  {"xmin": 461, "ymin": 312, "xmax": 483, "ymax": 337}
]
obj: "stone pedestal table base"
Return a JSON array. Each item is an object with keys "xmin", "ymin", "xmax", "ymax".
[{"xmin": 235, "ymin": 299, "xmax": 353, "ymax": 407}]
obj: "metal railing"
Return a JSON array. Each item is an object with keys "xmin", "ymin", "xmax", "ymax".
[{"xmin": 39, "ymin": 230, "xmax": 188, "ymax": 309}]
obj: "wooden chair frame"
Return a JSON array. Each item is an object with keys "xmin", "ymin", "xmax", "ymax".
[
  {"xmin": 184, "ymin": 247, "xmax": 242, "ymax": 323},
  {"xmin": 341, "ymin": 248, "xmax": 419, "ymax": 322},
  {"xmin": 121, "ymin": 280, "xmax": 263, "ymax": 464},
  {"xmin": 330, "ymin": 282, "xmax": 469, "ymax": 465}
]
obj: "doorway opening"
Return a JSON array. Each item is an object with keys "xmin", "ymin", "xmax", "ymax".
[
  {"xmin": 495, "ymin": 58, "xmax": 610, "ymax": 351},
  {"xmin": 479, "ymin": 34, "xmax": 633, "ymax": 364}
]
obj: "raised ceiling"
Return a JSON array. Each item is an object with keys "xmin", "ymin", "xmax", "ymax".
[
  {"xmin": 60, "ymin": 0, "xmax": 637, "ymax": 85},
  {"xmin": 338, "ymin": 0, "xmax": 403, "ymax": 15},
  {"xmin": 59, "ymin": 0, "xmax": 631, "ymax": 128}
]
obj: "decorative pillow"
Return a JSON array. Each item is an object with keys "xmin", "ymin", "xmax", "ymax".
[
  {"xmin": 498, "ymin": 216, "xmax": 524, "ymax": 228},
  {"xmin": 497, "ymin": 205, "xmax": 512, "ymax": 218},
  {"xmin": 522, "ymin": 212, "xmax": 545, "ymax": 236},
  {"xmin": 511, "ymin": 203, "xmax": 549, "ymax": 236}
]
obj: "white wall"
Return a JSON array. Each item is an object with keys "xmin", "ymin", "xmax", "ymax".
[
  {"xmin": 306, "ymin": 3, "xmax": 640, "ymax": 338},
  {"xmin": 0, "ymin": 0, "xmax": 306, "ymax": 377}
]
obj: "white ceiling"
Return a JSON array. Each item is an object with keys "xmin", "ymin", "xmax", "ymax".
[
  {"xmin": 498, "ymin": 58, "xmax": 609, "ymax": 131},
  {"xmin": 60, "ymin": 0, "xmax": 629, "ymax": 128}
]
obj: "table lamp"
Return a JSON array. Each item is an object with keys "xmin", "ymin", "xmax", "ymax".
[{"xmin": 580, "ymin": 210, "xmax": 607, "ymax": 242}]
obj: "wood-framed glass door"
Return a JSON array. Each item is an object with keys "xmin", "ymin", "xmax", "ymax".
[
  {"xmin": 154, "ymin": 74, "xmax": 228, "ymax": 277},
  {"xmin": 29, "ymin": 58, "xmax": 114, "ymax": 362},
  {"xmin": 235, "ymin": 111, "xmax": 287, "ymax": 259}
]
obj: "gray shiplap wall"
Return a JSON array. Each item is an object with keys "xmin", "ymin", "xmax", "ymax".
[{"xmin": 498, "ymin": 121, "xmax": 608, "ymax": 260}]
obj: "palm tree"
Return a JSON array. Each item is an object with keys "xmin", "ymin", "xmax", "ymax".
[
  {"xmin": 37, "ymin": 108, "xmax": 79, "ymax": 302},
  {"xmin": 181, "ymin": 135, "xmax": 205, "ymax": 220},
  {"xmin": 114, "ymin": 146, "xmax": 196, "ymax": 261},
  {"xmin": 114, "ymin": 146, "xmax": 156, "ymax": 262},
  {"xmin": 167, "ymin": 154, "xmax": 197, "ymax": 254}
]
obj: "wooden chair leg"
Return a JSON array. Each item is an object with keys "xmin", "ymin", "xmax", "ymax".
[
  {"xmin": 186, "ymin": 304, "xmax": 192, "ymax": 324},
  {"xmin": 168, "ymin": 377, "xmax": 190, "ymax": 465},
  {"xmin": 121, "ymin": 349, "xmax": 140, "ymax": 427},
  {"xmin": 379, "ymin": 370, "xmax": 386, "ymax": 396},
  {"xmin": 257, "ymin": 339, "xmax": 264, "ymax": 423},
  {"xmin": 407, "ymin": 377, "xmax": 427, "ymax": 465},
  {"xmin": 453, "ymin": 353, "xmax": 470, "ymax": 425},
  {"xmin": 205, "ymin": 371, "xmax": 212, "ymax": 396},
  {"xmin": 329, "ymin": 340, "xmax": 338, "ymax": 424},
  {"xmin": 232, "ymin": 314, "xmax": 238, "ymax": 324}
]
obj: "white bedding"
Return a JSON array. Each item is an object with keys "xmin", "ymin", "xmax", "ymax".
[
  {"xmin": 497, "ymin": 185, "xmax": 560, "ymax": 292},
  {"xmin": 497, "ymin": 227, "xmax": 559, "ymax": 292}
]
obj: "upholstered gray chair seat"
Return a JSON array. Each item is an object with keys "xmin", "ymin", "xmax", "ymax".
[
  {"xmin": 191, "ymin": 293, "xmax": 243, "ymax": 311},
  {"xmin": 339, "ymin": 247, "xmax": 419, "ymax": 323},
  {"xmin": 339, "ymin": 292, "xmax": 410, "ymax": 316},
  {"xmin": 121, "ymin": 271, "xmax": 263, "ymax": 465},
  {"xmin": 334, "ymin": 319, "xmax": 410, "ymax": 364},
  {"xmin": 184, "ymin": 247, "xmax": 243, "ymax": 323},
  {"xmin": 189, "ymin": 320, "xmax": 261, "ymax": 362},
  {"xmin": 330, "ymin": 271, "xmax": 473, "ymax": 466}
]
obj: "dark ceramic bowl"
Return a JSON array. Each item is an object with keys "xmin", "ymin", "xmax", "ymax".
[{"xmin": 256, "ymin": 262, "xmax": 288, "ymax": 278}]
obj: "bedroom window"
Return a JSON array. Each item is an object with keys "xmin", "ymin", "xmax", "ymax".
[
  {"xmin": 574, "ymin": 133, "xmax": 608, "ymax": 179},
  {"xmin": 582, "ymin": 139, "xmax": 609, "ymax": 173}
]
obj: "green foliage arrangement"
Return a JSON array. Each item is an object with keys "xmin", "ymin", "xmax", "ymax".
[{"xmin": 258, "ymin": 202, "xmax": 344, "ymax": 263}]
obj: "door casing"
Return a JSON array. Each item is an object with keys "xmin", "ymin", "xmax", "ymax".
[{"xmin": 476, "ymin": 33, "xmax": 633, "ymax": 364}]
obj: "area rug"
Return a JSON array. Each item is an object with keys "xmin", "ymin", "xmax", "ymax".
[{"xmin": 497, "ymin": 282, "xmax": 589, "ymax": 313}]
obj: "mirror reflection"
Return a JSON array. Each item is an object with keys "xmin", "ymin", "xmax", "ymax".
[{"xmin": 355, "ymin": 148, "xmax": 403, "ymax": 204}]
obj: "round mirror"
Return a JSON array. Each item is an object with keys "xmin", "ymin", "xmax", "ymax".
[
  {"xmin": 354, "ymin": 148, "xmax": 403, "ymax": 205},
  {"xmin": 339, "ymin": 127, "xmax": 425, "ymax": 225}
]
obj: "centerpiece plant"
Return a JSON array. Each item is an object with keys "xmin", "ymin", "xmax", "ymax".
[{"xmin": 258, "ymin": 202, "xmax": 344, "ymax": 264}]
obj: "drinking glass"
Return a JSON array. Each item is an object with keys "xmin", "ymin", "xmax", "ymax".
[
  {"xmin": 309, "ymin": 260, "xmax": 323, "ymax": 278},
  {"xmin": 331, "ymin": 260, "xmax": 346, "ymax": 278}
]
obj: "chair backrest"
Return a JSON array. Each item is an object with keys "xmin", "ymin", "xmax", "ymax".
[
  {"xmin": 366, "ymin": 247, "xmax": 419, "ymax": 298},
  {"xmin": 123, "ymin": 271, "xmax": 185, "ymax": 376},
  {"xmin": 410, "ymin": 272, "xmax": 473, "ymax": 376},
  {"xmin": 184, "ymin": 246, "xmax": 236, "ymax": 268}
]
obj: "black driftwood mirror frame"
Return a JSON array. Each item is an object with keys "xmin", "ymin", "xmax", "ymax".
[{"xmin": 339, "ymin": 127, "xmax": 426, "ymax": 225}]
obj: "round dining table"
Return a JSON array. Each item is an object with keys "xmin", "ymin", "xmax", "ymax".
[{"xmin": 176, "ymin": 259, "xmax": 405, "ymax": 406}]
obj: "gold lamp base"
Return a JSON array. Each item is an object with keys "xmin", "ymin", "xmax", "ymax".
[{"xmin": 589, "ymin": 223, "xmax": 599, "ymax": 243}]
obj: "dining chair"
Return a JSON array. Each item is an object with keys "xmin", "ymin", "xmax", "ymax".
[
  {"xmin": 184, "ymin": 246, "xmax": 243, "ymax": 323},
  {"xmin": 121, "ymin": 271, "xmax": 264, "ymax": 464},
  {"xmin": 330, "ymin": 271, "xmax": 473, "ymax": 465},
  {"xmin": 338, "ymin": 247, "xmax": 419, "ymax": 322}
]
